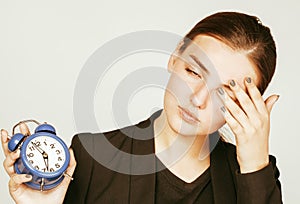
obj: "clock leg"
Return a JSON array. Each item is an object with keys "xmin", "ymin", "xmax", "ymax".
[{"xmin": 40, "ymin": 178, "xmax": 45, "ymax": 192}]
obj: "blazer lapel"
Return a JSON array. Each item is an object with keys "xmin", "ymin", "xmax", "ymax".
[
  {"xmin": 129, "ymin": 117, "xmax": 157, "ymax": 204},
  {"xmin": 210, "ymin": 132, "xmax": 237, "ymax": 204}
]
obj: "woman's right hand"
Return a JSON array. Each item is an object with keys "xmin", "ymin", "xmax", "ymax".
[{"xmin": 1, "ymin": 123, "xmax": 76, "ymax": 204}]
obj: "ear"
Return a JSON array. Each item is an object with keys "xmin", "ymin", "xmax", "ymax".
[
  {"xmin": 167, "ymin": 53, "xmax": 177, "ymax": 73},
  {"xmin": 167, "ymin": 40, "xmax": 184, "ymax": 73}
]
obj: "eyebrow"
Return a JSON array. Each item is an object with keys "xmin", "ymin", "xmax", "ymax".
[{"xmin": 189, "ymin": 54, "xmax": 210, "ymax": 75}]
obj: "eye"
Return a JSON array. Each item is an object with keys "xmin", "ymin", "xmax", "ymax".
[{"xmin": 185, "ymin": 67, "xmax": 202, "ymax": 79}]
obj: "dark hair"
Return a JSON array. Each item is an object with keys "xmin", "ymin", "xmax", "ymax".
[{"xmin": 179, "ymin": 12, "xmax": 276, "ymax": 94}]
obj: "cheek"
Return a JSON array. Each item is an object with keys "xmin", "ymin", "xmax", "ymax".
[
  {"xmin": 165, "ymin": 73, "xmax": 194, "ymax": 106},
  {"xmin": 206, "ymin": 91, "xmax": 226, "ymax": 129}
]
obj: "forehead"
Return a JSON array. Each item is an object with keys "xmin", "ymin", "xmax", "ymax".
[{"xmin": 183, "ymin": 35, "xmax": 259, "ymax": 88}]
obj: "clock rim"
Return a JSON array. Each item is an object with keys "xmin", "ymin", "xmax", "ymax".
[{"xmin": 20, "ymin": 132, "xmax": 70, "ymax": 178}]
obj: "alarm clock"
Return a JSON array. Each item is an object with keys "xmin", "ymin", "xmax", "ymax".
[{"xmin": 8, "ymin": 120, "xmax": 70, "ymax": 191}]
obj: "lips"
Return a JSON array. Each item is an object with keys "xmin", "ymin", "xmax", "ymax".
[{"xmin": 178, "ymin": 106, "xmax": 200, "ymax": 124}]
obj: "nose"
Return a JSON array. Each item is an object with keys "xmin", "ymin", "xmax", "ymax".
[{"xmin": 190, "ymin": 84, "xmax": 210, "ymax": 109}]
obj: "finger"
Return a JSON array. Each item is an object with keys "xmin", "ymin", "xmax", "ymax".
[
  {"xmin": 1, "ymin": 129, "xmax": 9, "ymax": 156},
  {"xmin": 9, "ymin": 174, "xmax": 32, "ymax": 193},
  {"xmin": 219, "ymin": 125, "xmax": 235, "ymax": 144},
  {"xmin": 217, "ymin": 87, "xmax": 249, "ymax": 128},
  {"xmin": 220, "ymin": 106, "xmax": 243, "ymax": 139},
  {"xmin": 67, "ymin": 148, "xmax": 77, "ymax": 176},
  {"xmin": 265, "ymin": 94, "xmax": 280, "ymax": 113},
  {"xmin": 244, "ymin": 77, "xmax": 267, "ymax": 114},
  {"xmin": 3, "ymin": 149, "xmax": 20, "ymax": 176},
  {"xmin": 228, "ymin": 79, "xmax": 258, "ymax": 120},
  {"xmin": 61, "ymin": 148, "xmax": 76, "ymax": 187},
  {"xmin": 19, "ymin": 123, "xmax": 31, "ymax": 136}
]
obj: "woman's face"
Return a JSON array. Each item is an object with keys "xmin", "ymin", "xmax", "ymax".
[{"xmin": 164, "ymin": 35, "xmax": 260, "ymax": 137}]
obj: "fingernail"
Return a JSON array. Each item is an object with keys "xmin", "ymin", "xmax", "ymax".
[
  {"xmin": 246, "ymin": 77, "xmax": 251, "ymax": 83},
  {"xmin": 275, "ymin": 95, "xmax": 280, "ymax": 102},
  {"xmin": 15, "ymin": 149, "xmax": 20, "ymax": 155},
  {"xmin": 217, "ymin": 87, "xmax": 224, "ymax": 95},
  {"xmin": 25, "ymin": 174, "xmax": 32, "ymax": 179},
  {"xmin": 229, "ymin": 80, "xmax": 236, "ymax": 87},
  {"xmin": 220, "ymin": 106, "xmax": 226, "ymax": 113}
]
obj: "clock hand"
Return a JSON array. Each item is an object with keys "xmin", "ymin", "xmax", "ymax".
[
  {"xmin": 31, "ymin": 142, "xmax": 44, "ymax": 154},
  {"xmin": 41, "ymin": 151, "xmax": 49, "ymax": 171},
  {"xmin": 44, "ymin": 154, "xmax": 49, "ymax": 171},
  {"xmin": 31, "ymin": 142, "xmax": 49, "ymax": 171}
]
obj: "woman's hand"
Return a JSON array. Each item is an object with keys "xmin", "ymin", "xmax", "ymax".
[
  {"xmin": 218, "ymin": 77, "xmax": 279, "ymax": 173},
  {"xmin": 1, "ymin": 123, "xmax": 76, "ymax": 204}
]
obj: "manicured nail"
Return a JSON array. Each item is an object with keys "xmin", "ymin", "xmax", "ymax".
[
  {"xmin": 275, "ymin": 95, "xmax": 280, "ymax": 102},
  {"xmin": 229, "ymin": 80, "xmax": 236, "ymax": 87},
  {"xmin": 16, "ymin": 149, "xmax": 21, "ymax": 155},
  {"xmin": 217, "ymin": 87, "xmax": 224, "ymax": 95},
  {"xmin": 25, "ymin": 174, "xmax": 32, "ymax": 179},
  {"xmin": 246, "ymin": 77, "xmax": 251, "ymax": 83},
  {"xmin": 220, "ymin": 106, "xmax": 226, "ymax": 113}
]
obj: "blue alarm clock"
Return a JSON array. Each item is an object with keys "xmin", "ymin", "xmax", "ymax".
[{"xmin": 8, "ymin": 120, "xmax": 70, "ymax": 191}]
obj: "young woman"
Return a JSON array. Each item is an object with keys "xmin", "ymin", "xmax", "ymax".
[{"xmin": 1, "ymin": 11, "xmax": 282, "ymax": 203}]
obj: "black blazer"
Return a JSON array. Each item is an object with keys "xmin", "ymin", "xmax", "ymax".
[{"xmin": 64, "ymin": 112, "xmax": 282, "ymax": 204}]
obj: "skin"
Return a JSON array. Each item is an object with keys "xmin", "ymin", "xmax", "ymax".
[
  {"xmin": 154, "ymin": 35, "xmax": 279, "ymax": 182},
  {"xmin": 1, "ymin": 123, "xmax": 76, "ymax": 204},
  {"xmin": 1, "ymin": 35, "xmax": 279, "ymax": 202}
]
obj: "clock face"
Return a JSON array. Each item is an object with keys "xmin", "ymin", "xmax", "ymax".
[{"xmin": 25, "ymin": 136, "xmax": 66, "ymax": 173}]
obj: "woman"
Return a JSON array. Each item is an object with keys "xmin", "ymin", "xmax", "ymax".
[{"xmin": 1, "ymin": 11, "xmax": 282, "ymax": 203}]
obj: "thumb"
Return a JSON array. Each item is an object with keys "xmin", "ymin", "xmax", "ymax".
[{"xmin": 265, "ymin": 94, "xmax": 280, "ymax": 113}]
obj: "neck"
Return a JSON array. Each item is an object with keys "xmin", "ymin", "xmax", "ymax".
[
  {"xmin": 153, "ymin": 110, "xmax": 211, "ymax": 183},
  {"xmin": 154, "ymin": 110, "xmax": 211, "ymax": 166}
]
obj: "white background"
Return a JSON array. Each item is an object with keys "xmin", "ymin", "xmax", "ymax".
[{"xmin": 1, "ymin": 0, "xmax": 299, "ymax": 203}]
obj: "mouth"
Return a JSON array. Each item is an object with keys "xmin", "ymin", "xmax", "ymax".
[{"xmin": 178, "ymin": 106, "xmax": 200, "ymax": 124}]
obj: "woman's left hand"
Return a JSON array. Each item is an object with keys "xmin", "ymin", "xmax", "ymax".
[{"xmin": 218, "ymin": 77, "xmax": 279, "ymax": 174}]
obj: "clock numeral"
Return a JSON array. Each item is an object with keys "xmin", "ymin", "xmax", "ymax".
[
  {"xmin": 34, "ymin": 166, "xmax": 39, "ymax": 170},
  {"xmin": 29, "ymin": 160, "xmax": 34, "ymax": 164},
  {"xmin": 44, "ymin": 141, "xmax": 47, "ymax": 146},
  {"xmin": 29, "ymin": 146, "xmax": 35, "ymax": 151},
  {"xmin": 55, "ymin": 163, "xmax": 61, "ymax": 168},
  {"xmin": 42, "ymin": 168, "xmax": 46, "ymax": 172},
  {"xmin": 56, "ymin": 150, "xmax": 61, "ymax": 155},
  {"xmin": 50, "ymin": 168, "xmax": 55, "ymax": 172},
  {"xmin": 35, "ymin": 141, "xmax": 41, "ymax": 147},
  {"xmin": 58, "ymin": 157, "xmax": 63, "ymax": 161},
  {"xmin": 27, "ymin": 153, "xmax": 34, "ymax": 158},
  {"xmin": 50, "ymin": 144, "xmax": 55, "ymax": 149}
]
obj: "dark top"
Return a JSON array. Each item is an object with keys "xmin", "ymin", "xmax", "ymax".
[
  {"xmin": 64, "ymin": 110, "xmax": 283, "ymax": 204},
  {"xmin": 155, "ymin": 158, "xmax": 213, "ymax": 204}
]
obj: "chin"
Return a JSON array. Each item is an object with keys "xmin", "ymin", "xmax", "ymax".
[
  {"xmin": 165, "ymin": 108, "xmax": 223, "ymax": 137},
  {"xmin": 166, "ymin": 111, "xmax": 206, "ymax": 137}
]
